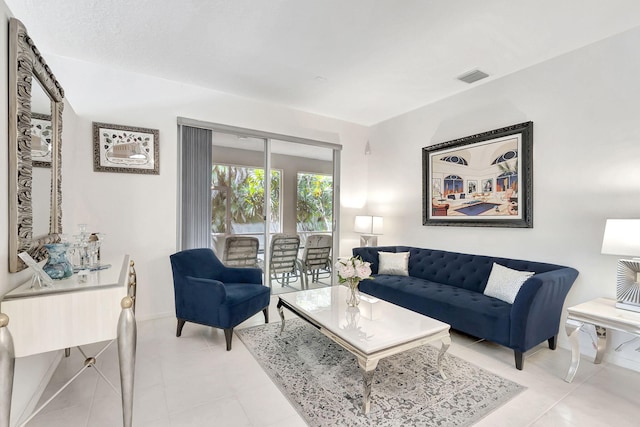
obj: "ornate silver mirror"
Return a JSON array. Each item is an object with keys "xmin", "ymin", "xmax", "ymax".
[{"xmin": 8, "ymin": 18, "xmax": 65, "ymax": 272}]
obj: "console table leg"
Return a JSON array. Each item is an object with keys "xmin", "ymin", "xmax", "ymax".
[
  {"xmin": 564, "ymin": 319, "xmax": 582, "ymax": 383},
  {"xmin": 117, "ymin": 297, "xmax": 136, "ymax": 427},
  {"xmin": 437, "ymin": 336, "xmax": 451, "ymax": 380},
  {"xmin": 0, "ymin": 314, "xmax": 15, "ymax": 427}
]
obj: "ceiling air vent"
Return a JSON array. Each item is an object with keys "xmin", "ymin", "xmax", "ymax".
[{"xmin": 457, "ymin": 69, "xmax": 489, "ymax": 84}]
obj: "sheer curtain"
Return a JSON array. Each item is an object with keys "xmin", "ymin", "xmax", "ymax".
[{"xmin": 179, "ymin": 125, "xmax": 212, "ymax": 250}]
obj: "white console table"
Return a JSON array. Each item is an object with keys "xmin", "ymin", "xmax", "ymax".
[
  {"xmin": 564, "ymin": 297, "xmax": 640, "ymax": 383},
  {"xmin": 0, "ymin": 255, "xmax": 136, "ymax": 427}
]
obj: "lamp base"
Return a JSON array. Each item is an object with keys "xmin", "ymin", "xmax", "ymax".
[
  {"xmin": 615, "ymin": 301, "xmax": 640, "ymax": 313},
  {"xmin": 359, "ymin": 235, "xmax": 378, "ymax": 247},
  {"xmin": 616, "ymin": 259, "xmax": 640, "ymax": 310}
]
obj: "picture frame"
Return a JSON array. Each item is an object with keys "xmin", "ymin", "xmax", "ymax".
[
  {"xmin": 93, "ymin": 122, "xmax": 160, "ymax": 174},
  {"xmin": 31, "ymin": 112, "xmax": 52, "ymax": 168},
  {"xmin": 422, "ymin": 122, "xmax": 533, "ymax": 228}
]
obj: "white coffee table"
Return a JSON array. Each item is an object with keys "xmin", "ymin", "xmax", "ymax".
[{"xmin": 277, "ymin": 286, "xmax": 451, "ymax": 414}]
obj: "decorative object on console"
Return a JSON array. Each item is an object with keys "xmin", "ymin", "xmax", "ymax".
[
  {"xmin": 354, "ymin": 215, "xmax": 383, "ymax": 246},
  {"xmin": 335, "ymin": 256, "xmax": 372, "ymax": 307},
  {"xmin": 422, "ymin": 121, "xmax": 533, "ymax": 228},
  {"xmin": 67, "ymin": 224, "xmax": 105, "ymax": 271},
  {"xmin": 601, "ymin": 219, "xmax": 640, "ymax": 312},
  {"xmin": 43, "ymin": 243, "xmax": 74, "ymax": 280},
  {"xmin": 18, "ymin": 252, "xmax": 54, "ymax": 289},
  {"xmin": 93, "ymin": 122, "xmax": 160, "ymax": 174}
]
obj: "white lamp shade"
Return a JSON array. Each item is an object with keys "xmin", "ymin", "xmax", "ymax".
[
  {"xmin": 354, "ymin": 215, "xmax": 383, "ymax": 235},
  {"xmin": 601, "ymin": 219, "xmax": 640, "ymax": 257}
]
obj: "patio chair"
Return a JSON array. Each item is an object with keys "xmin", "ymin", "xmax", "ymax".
[
  {"xmin": 297, "ymin": 234, "xmax": 332, "ymax": 289},
  {"xmin": 222, "ymin": 235, "xmax": 259, "ymax": 267},
  {"xmin": 268, "ymin": 234, "xmax": 301, "ymax": 288}
]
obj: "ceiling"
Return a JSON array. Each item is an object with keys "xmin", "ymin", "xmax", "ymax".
[{"xmin": 7, "ymin": 0, "xmax": 640, "ymax": 125}]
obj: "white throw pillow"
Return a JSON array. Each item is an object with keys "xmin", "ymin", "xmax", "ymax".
[
  {"xmin": 378, "ymin": 252, "xmax": 410, "ymax": 276},
  {"xmin": 483, "ymin": 263, "xmax": 535, "ymax": 304}
]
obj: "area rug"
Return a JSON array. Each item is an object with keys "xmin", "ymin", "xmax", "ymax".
[
  {"xmin": 236, "ymin": 318, "xmax": 524, "ymax": 426},
  {"xmin": 454, "ymin": 202, "xmax": 500, "ymax": 216}
]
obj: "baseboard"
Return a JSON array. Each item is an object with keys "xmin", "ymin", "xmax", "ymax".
[
  {"xmin": 135, "ymin": 311, "xmax": 173, "ymax": 322},
  {"xmin": 14, "ymin": 350, "xmax": 64, "ymax": 427}
]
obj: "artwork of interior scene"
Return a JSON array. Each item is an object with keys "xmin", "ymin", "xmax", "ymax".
[{"xmin": 423, "ymin": 122, "xmax": 533, "ymax": 228}]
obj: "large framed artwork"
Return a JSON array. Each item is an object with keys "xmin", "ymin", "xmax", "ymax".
[
  {"xmin": 93, "ymin": 122, "xmax": 160, "ymax": 174},
  {"xmin": 422, "ymin": 122, "xmax": 533, "ymax": 228}
]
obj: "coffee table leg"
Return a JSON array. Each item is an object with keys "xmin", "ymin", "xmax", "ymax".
[
  {"xmin": 277, "ymin": 300, "xmax": 285, "ymax": 333},
  {"xmin": 357, "ymin": 358, "xmax": 378, "ymax": 414},
  {"xmin": 437, "ymin": 336, "xmax": 451, "ymax": 380}
]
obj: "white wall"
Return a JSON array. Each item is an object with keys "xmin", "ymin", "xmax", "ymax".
[
  {"xmin": 367, "ymin": 26, "xmax": 640, "ymax": 370},
  {"xmin": 43, "ymin": 55, "xmax": 369, "ymax": 322}
]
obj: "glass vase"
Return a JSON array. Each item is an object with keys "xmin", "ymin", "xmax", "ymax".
[
  {"xmin": 346, "ymin": 280, "xmax": 361, "ymax": 307},
  {"xmin": 43, "ymin": 243, "xmax": 74, "ymax": 280}
]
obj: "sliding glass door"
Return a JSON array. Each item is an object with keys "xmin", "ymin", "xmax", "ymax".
[{"xmin": 179, "ymin": 118, "xmax": 341, "ymax": 294}]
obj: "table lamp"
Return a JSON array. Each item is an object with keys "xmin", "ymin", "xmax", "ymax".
[
  {"xmin": 354, "ymin": 216, "xmax": 383, "ymax": 247},
  {"xmin": 601, "ymin": 219, "xmax": 640, "ymax": 312}
]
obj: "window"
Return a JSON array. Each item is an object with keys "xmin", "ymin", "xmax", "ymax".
[
  {"xmin": 443, "ymin": 174, "xmax": 464, "ymax": 195},
  {"xmin": 296, "ymin": 172, "xmax": 333, "ymax": 241},
  {"xmin": 211, "ymin": 164, "xmax": 282, "ymax": 237}
]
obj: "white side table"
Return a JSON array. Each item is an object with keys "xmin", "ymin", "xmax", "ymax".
[{"xmin": 564, "ymin": 297, "xmax": 640, "ymax": 382}]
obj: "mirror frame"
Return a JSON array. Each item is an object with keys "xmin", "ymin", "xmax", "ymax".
[{"xmin": 8, "ymin": 18, "xmax": 65, "ymax": 272}]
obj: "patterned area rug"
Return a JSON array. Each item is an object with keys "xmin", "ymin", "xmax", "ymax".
[{"xmin": 237, "ymin": 318, "xmax": 524, "ymax": 426}]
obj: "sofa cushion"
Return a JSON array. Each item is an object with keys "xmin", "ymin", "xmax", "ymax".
[
  {"xmin": 378, "ymin": 251, "xmax": 410, "ymax": 276},
  {"xmin": 483, "ymin": 263, "xmax": 534, "ymax": 304},
  {"xmin": 360, "ymin": 275, "xmax": 512, "ymax": 346}
]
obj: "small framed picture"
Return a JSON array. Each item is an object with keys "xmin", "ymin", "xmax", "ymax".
[
  {"xmin": 31, "ymin": 113, "xmax": 52, "ymax": 168},
  {"xmin": 93, "ymin": 122, "xmax": 159, "ymax": 174}
]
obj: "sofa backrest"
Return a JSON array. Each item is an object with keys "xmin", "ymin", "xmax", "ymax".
[{"xmin": 352, "ymin": 246, "xmax": 569, "ymax": 293}]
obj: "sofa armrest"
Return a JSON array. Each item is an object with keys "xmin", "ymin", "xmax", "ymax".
[
  {"xmin": 509, "ymin": 267, "xmax": 579, "ymax": 351},
  {"xmin": 217, "ymin": 266, "xmax": 263, "ymax": 284}
]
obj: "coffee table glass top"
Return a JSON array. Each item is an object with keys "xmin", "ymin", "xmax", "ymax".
[{"xmin": 278, "ymin": 286, "xmax": 449, "ymax": 355}]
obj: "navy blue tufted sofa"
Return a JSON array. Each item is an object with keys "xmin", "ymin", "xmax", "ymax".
[{"xmin": 352, "ymin": 246, "xmax": 579, "ymax": 370}]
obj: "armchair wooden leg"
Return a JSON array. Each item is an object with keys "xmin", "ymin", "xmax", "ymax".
[
  {"xmin": 224, "ymin": 328, "xmax": 233, "ymax": 351},
  {"xmin": 548, "ymin": 335, "xmax": 558, "ymax": 350},
  {"xmin": 176, "ymin": 319, "xmax": 186, "ymax": 337},
  {"xmin": 514, "ymin": 350, "xmax": 524, "ymax": 370},
  {"xmin": 263, "ymin": 308, "xmax": 269, "ymax": 324}
]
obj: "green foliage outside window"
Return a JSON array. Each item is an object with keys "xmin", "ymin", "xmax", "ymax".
[
  {"xmin": 297, "ymin": 173, "xmax": 333, "ymax": 232},
  {"xmin": 211, "ymin": 164, "xmax": 281, "ymax": 234}
]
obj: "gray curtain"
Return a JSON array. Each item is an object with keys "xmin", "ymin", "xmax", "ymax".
[{"xmin": 180, "ymin": 126, "xmax": 212, "ymax": 250}]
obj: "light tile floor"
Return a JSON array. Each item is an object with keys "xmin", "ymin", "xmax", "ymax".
[{"xmin": 24, "ymin": 295, "xmax": 640, "ymax": 426}]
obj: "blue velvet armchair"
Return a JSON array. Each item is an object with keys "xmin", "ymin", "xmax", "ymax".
[{"xmin": 169, "ymin": 248, "xmax": 270, "ymax": 350}]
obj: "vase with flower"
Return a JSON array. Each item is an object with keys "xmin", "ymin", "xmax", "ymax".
[{"xmin": 335, "ymin": 256, "xmax": 373, "ymax": 307}]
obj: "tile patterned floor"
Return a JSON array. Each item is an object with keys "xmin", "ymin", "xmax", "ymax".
[{"xmin": 23, "ymin": 295, "xmax": 640, "ymax": 426}]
